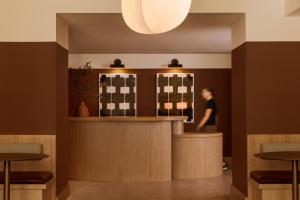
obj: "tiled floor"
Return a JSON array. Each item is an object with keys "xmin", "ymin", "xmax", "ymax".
[{"xmin": 68, "ymin": 171, "xmax": 232, "ymax": 200}]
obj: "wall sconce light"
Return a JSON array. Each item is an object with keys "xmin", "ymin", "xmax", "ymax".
[
  {"xmin": 110, "ymin": 59, "xmax": 125, "ymax": 68},
  {"xmin": 168, "ymin": 59, "xmax": 183, "ymax": 68}
]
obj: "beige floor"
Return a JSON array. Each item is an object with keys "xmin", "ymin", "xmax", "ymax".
[{"xmin": 68, "ymin": 171, "xmax": 232, "ymax": 200}]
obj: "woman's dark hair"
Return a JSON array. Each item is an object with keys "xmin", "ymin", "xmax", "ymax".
[{"xmin": 203, "ymin": 88, "xmax": 214, "ymax": 97}]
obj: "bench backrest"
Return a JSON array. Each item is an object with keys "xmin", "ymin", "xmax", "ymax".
[
  {"xmin": 260, "ymin": 143, "xmax": 300, "ymax": 153},
  {"xmin": 0, "ymin": 144, "xmax": 43, "ymax": 154}
]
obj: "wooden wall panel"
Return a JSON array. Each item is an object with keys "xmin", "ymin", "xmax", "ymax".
[
  {"xmin": 0, "ymin": 135, "xmax": 56, "ymax": 200},
  {"xmin": 69, "ymin": 121, "xmax": 172, "ymax": 182},
  {"xmin": 0, "ymin": 182, "xmax": 54, "ymax": 200},
  {"xmin": 247, "ymin": 134, "xmax": 300, "ymax": 200},
  {"xmin": 172, "ymin": 133, "xmax": 223, "ymax": 179}
]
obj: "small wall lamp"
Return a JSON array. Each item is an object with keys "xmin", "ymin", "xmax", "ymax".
[
  {"xmin": 168, "ymin": 59, "xmax": 183, "ymax": 68},
  {"xmin": 110, "ymin": 59, "xmax": 125, "ymax": 68}
]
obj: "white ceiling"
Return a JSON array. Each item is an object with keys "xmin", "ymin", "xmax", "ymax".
[{"xmin": 61, "ymin": 13, "xmax": 242, "ymax": 54}]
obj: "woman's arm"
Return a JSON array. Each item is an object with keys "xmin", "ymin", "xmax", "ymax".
[{"xmin": 196, "ymin": 109, "xmax": 212, "ymax": 131}]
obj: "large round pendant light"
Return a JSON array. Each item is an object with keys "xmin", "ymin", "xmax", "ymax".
[{"xmin": 122, "ymin": 0, "xmax": 192, "ymax": 34}]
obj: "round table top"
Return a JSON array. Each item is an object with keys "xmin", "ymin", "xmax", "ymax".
[
  {"xmin": 0, "ymin": 153, "xmax": 49, "ymax": 162},
  {"xmin": 255, "ymin": 151, "xmax": 300, "ymax": 161}
]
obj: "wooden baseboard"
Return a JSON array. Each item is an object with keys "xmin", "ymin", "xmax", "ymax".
[
  {"xmin": 56, "ymin": 184, "xmax": 70, "ymax": 200},
  {"xmin": 230, "ymin": 185, "xmax": 247, "ymax": 200}
]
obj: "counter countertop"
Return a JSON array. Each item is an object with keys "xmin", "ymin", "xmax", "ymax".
[
  {"xmin": 69, "ymin": 116, "xmax": 187, "ymax": 122},
  {"xmin": 174, "ymin": 133, "xmax": 223, "ymax": 138}
]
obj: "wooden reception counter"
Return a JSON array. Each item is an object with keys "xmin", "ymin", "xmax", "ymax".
[
  {"xmin": 69, "ymin": 116, "xmax": 185, "ymax": 182},
  {"xmin": 172, "ymin": 133, "xmax": 223, "ymax": 180}
]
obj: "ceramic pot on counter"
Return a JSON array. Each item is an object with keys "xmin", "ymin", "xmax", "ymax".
[{"xmin": 77, "ymin": 101, "xmax": 90, "ymax": 117}]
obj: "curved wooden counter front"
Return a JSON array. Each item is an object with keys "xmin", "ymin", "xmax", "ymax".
[
  {"xmin": 69, "ymin": 116, "xmax": 185, "ymax": 182},
  {"xmin": 172, "ymin": 133, "xmax": 223, "ymax": 180}
]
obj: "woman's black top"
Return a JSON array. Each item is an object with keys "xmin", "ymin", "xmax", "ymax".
[{"xmin": 205, "ymin": 98, "xmax": 217, "ymax": 126}]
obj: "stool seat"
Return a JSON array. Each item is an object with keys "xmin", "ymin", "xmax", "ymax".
[
  {"xmin": 0, "ymin": 171, "xmax": 53, "ymax": 184},
  {"xmin": 251, "ymin": 170, "xmax": 300, "ymax": 184}
]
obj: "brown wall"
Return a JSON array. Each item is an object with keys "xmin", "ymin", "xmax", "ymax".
[
  {"xmin": 232, "ymin": 43, "xmax": 247, "ymax": 195},
  {"xmin": 231, "ymin": 42, "xmax": 300, "ymax": 196},
  {"xmin": 246, "ymin": 42, "xmax": 300, "ymax": 134},
  {"xmin": 56, "ymin": 44, "xmax": 69, "ymax": 195},
  {"xmin": 0, "ymin": 42, "xmax": 69, "ymax": 196},
  {"xmin": 0, "ymin": 42, "xmax": 57, "ymax": 134},
  {"xmin": 69, "ymin": 68, "xmax": 232, "ymax": 156}
]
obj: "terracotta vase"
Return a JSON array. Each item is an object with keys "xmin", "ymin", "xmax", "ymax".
[{"xmin": 77, "ymin": 101, "xmax": 90, "ymax": 117}]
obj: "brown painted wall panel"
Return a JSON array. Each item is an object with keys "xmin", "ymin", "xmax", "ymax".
[
  {"xmin": 231, "ymin": 44, "xmax": 247, "ymax": 195},
  {"xmin": 56, "ymin": 44, "xmax": 69, "ymax": 195},
  {"xmin": 0, "ymin": 42, "xmax": 57, "ymax": 134},
  {"xmin": 68, "ymin": 68, "xmax": 232, "ymax": 156},
  {"xmin": 246, "ymin": 42, "xmax": 300, "ymax": 134},
  {"xmin": 0, "ymin": 42, "xmax": 70, "ymax": 196},
  {"xmin": 231, "ymin": 42, "xmax": 300, "ymax": 197}
]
